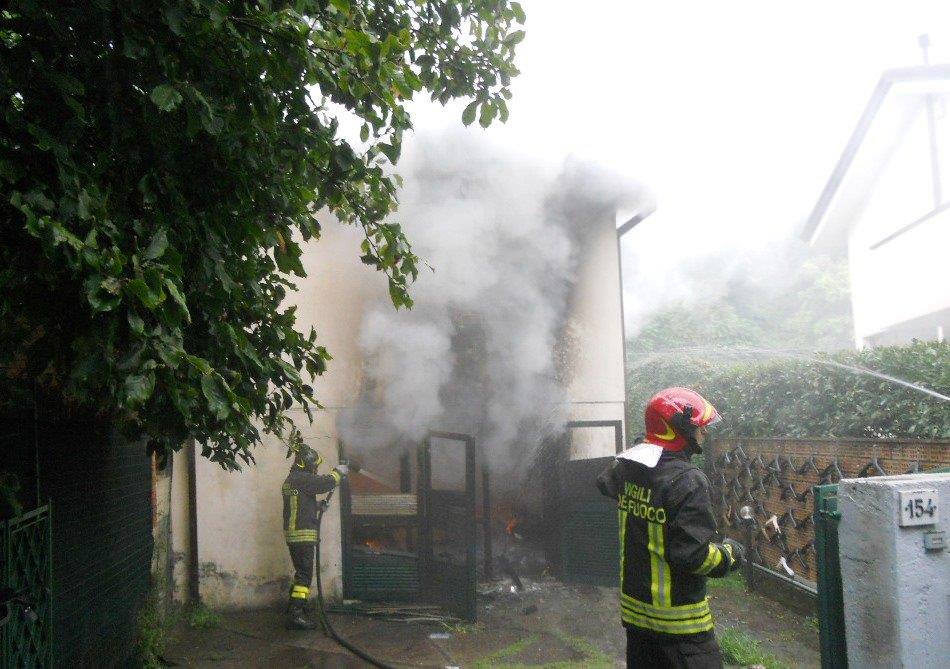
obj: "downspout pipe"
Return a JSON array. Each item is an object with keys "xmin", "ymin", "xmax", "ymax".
[
  {"xmin": 615, "ymin": 206, "xmax": 656, "ymax": 444},
  {"xmin": 186, "ymin": 439, "xmax": 200, "ymax": 605}
]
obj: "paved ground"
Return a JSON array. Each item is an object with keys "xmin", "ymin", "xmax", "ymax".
[{"xmin": 164, "ymin": 577, "xmax": 820, "ymax": 668}]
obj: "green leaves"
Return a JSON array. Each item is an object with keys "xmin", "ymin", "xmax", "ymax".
[
  {"xmin": 143, "ymin": 229, "xmax": 168, "ymax": 260},
  {"xmin": 504, "ymin": 30, "xmax": 526, "ymax": 47},
  {"xmin": 164, "ymin": 278, "xmax": 190, "ymax": 322},
  {"xmin": 126, "ymin": 278, "xmax": 165, "ymax": 310},
  {"xmin": 85, "ymin": 275, "xmax": 123, "ymax": 313},
  {"xmin": 479, "ymin": 101, "xmax": 495, "ymax": 128},
  {"xmin": 150, "ymin": 84, "xmax": 183, "ymax": 112},
  {"xmin": 201, "ymin": 373, "xmax": 230, "ymax": 420},
  {"xmin": 126, "ymin": 372, "xmax": 157, "ymax": 406},
  {"xmin": 1, "ymin": 0, "xmax": 525, "ymax": 470},
  {"xmin": 462, "ymin": 100, "xmax": 479, "ymax": 126}
]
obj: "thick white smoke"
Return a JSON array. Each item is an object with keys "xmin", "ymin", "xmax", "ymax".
[{"xmin": 339, "ymin": 131, "xmax": 640, "ymax": 472}]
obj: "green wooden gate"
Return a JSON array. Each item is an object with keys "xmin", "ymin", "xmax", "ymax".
[
  {"xmin": 341, "ymin": 432, "xmax": 478, "ymax": 620},
  {"xmin": 419, "ymin": 432, "xmax": 478, "ymax": 621},
  {"xmin": 2, "ymin": 504, "xmax": 52, "ymax": 668},
  {"xmin": 559, "ymin": 456, "xmax": 619, "ymax": 586}
]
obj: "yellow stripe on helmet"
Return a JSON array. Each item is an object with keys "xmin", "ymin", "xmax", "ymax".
[{"xmin": 653, "ymin": 418, "xmax": 677, "ymax": 441}]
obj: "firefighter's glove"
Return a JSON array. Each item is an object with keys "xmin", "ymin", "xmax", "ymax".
[
  {"xmin": 723, "ymin": 538, "xmax": 745, "ymax": 571},
  {"xmin": 334, "ymin": 464, "xmax": 349, "ymax": 477}
]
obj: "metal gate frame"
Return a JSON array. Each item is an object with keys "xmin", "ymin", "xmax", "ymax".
[
  {"xmin": 2, "ymin": 504, "xmax": 52, "ymax": 668},
  {"xmin": 814, "ymin": 484, "xmax": 847, "ymax": 669},
  {"xmin": 418, "ymin": 431, "xmax": 477, "ymax": 621}
]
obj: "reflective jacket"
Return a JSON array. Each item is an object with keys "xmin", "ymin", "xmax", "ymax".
[
  {"xmin": 597, "ymin": 449, "xmax": 736, "ymax": 637},
  {"xmin": 282, "ymin": 466, "xmax": 342, "ymax": 544}
]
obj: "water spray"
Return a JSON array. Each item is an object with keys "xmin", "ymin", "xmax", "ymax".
[{"xmin": 628, "ymin": 345, "xmax": 950, "ymax": 402}]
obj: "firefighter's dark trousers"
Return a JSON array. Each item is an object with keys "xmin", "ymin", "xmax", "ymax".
[
  {"xmin": 288, "ymin": 543, "xmax": 316, "ymax": 601},
  {"xmin": 626, "ymin": 627, "xmax": 723, "ymax": 669}
]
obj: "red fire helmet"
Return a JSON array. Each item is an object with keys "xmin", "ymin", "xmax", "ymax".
[{"xmin": 644, "ymin": 387, "xmax": 721, "ymax": 451}]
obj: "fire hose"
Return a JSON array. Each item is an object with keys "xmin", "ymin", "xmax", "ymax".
[{"xmin": 312, "ymin": 480, "xmax": 399, "ymax": 669}]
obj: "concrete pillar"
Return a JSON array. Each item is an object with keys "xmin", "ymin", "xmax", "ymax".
[
  {"xmin": 838, "ymin": 473, "xmax": 950, "ymax": 668},
  {"xmin": 149, "ymin": 453, "xmax": 174, "ymax": 617},
  {"xmin": 562, "ymin": 212, "xmax": 626, "ymax": 460}
]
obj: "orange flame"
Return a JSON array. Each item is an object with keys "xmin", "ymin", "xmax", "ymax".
[{"xmin": 364, "ymin": 539, "xmax": 384, "ymax": 552}]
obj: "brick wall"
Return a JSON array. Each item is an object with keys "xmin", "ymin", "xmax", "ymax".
[{"xmin": 707, "ymin": 438, "xmax": 950, "ymax": 585}]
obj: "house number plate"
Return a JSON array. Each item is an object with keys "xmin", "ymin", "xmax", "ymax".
[{"xmin": 899, "ymin": 489, "xmax": 939, "ymax": 527}]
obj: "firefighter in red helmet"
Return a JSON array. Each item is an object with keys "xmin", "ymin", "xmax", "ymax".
[{"xmin": 597, "ymin": 387, "xmax": 745, "ymax": 668}]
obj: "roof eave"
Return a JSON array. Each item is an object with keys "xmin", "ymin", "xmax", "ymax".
[{"xmin": 801, "ymin": 64, "xmax": 950, "ymax": 246}]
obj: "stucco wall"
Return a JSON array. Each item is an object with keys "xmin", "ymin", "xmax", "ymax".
[
  {"xmin": 564, "ymin": 213, "xmax": 626, "ymax": 460},
  {"xmin": 171, "ymin": 219, "xmax": 382, "ymax": 609},
  {"xmin": 838, "ymin": 474, "xmax": 950, "ymax": 668}
]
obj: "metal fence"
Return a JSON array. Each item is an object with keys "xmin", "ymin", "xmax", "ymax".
[
  {"xmin": 2, "ymin": 505, "xmax": 52, "ymax": 668},
  {"xmin": 706, "ymin": 438, "xmax": 950, "ymax": 586}
]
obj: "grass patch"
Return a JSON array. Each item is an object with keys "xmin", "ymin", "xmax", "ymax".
[
  {"xmin": 188, "ymin": 602, "xmax": 222, "ymax": 630},
  {"xmin": 472, "ymin": 634, "xmax": 540, "ymax": 668},
  {"xmin": 560, "ymin": 635, "xmax": 613, "ymax": 669},
  {"xmin": 803, "ymin": 616, "xmax": 820, "ymax": 633},
  {"xmin": 440, "ymin": 620, "xmax": 485, "ymax": 636},
  {"xmin": 707, "ymin": 571, "xmax": 746, "ymax": 592},
  {"xmin": 719, "ymin": 628, "xmax": 789, "ymax": 669},
  {"xmin": 472, "ymin": 632, "xmax": 612, "ymax": 669},
  {"xmin": 135, "ymin": 599, "xmax": 167, "ymax": 669}
]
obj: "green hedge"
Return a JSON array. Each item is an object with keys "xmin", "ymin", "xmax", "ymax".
[{"xmin": 625, "ymin": 341, "xmax": 950, "ymax": 440}]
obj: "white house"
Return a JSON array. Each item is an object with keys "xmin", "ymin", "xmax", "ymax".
[
  {"xmin": 802, "ymin": 64, "xmax": 950, "ymax": 348},
  {"xmin": 162, "ymin": 181, "xmax": 636, "ymax": 609}
]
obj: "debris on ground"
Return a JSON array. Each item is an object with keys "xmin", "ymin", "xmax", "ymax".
[{"xmin": 164, "ymin": 576, "xmax": 820, "ymax": 668}]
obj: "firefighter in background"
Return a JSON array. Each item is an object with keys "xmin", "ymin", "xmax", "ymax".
[
  {"xmin": 283, "ymin": 442, "xmax": 348, "ymax": 630},
  {"xmin": 597, "ymin": 387, "xmax": 745, "ymax": 668}
]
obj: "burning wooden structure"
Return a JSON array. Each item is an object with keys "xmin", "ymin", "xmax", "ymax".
[{"xmin": 340, "ymin": 432, "xmax": 479, "ymax": 620}]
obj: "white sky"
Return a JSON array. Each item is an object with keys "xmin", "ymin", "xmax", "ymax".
[{"xmin": 402, "ymin": 0, "xmax": 950, "ymax": 328}]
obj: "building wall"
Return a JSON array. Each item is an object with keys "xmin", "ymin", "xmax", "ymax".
[
  {"xmin": 170, "ymin": 208, "xmax": 628, "ymax": 607},
  {"xmin": 564, "ymin": 213, "xmax": 627, "ymax": 460},
  {"xmin": 170, "ymin": 220, "xmax": 380, "ymax": 609},
  {"xmin": 847, "ymin": 110, "xmax": 950, "ymax": 347}
]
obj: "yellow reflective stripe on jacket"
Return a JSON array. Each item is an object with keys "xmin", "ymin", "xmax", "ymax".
[
  {"xmin": 285, "ymin": 529, "xmax": 318, "ymax": 542},
  {"xmin": 621, "ymin": 607, "xmax": 714, "ymax": 634},
  {"xmin": 647, "ymin": 521, "xmax": 671, "ymax": 607},
  {"xmin": 289, "ymin": 493, "xmax": 299, "ymax": 533},
  {"xmin": 291, "ymin": 585, "xmax": 309, "ymax": 599},
  {"xmin": 693, "ymin": 543, "xmax": 723, "ymax": 575},
  {"xmin": 620, "ymin": 593, "xmax": 713, "ymax": 634},
  {"xmin": 619, "ymin": 509, "xmax": 628, "ymax": 585},
  {"xmin": 621, "ymin": 592, "xmax": 711, "ymax": 619},
  {"xmin": 330, "ymin": 469, "xmax": 342, "ymax": 485}
]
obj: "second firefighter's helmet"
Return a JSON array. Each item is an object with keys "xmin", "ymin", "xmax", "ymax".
[
  {"xmin": 644, "ymin": 387, "xmax": 721, "ymax": 451},
  {"xmin": 294, "ymin": 444, "xmax": 323, "ymax": 470}
]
